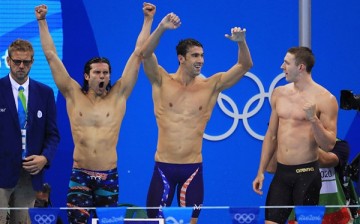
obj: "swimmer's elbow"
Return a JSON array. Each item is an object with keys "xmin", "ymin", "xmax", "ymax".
[{"xmin": 321, "ymin": 140, "xmax": 337, "ymax": 152}]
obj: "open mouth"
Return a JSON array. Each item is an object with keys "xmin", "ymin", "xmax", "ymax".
[{"xmin": 99, "ymin": 82, "xmax": 104, "ymax": 88}]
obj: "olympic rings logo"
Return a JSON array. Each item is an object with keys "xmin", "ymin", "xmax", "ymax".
[
  {"xmin": 33, "ymin": 214, "xmax": 56, "ymax": 224},
  {"xmin": 165, "ymin": 216, "xmax": 189, "ymax": 224},
  {"xmin": 203, "ymin": 72, "xmax": 285, "ymax": 141},
  {"xmin": 233, "ymin": 212, "xmax": 256, "ymax": 223}
]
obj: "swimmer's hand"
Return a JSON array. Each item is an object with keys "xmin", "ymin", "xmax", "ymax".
[
  {"xmin": 225, "ymin": 26, "xmax": 246, "ymax": 42},
  {"xmin": 252, "ymin": 173, "xmax": 264, "ymax": 195}
]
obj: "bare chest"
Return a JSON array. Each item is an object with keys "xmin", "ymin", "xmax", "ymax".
[
  {"xmin": 68, "ymin": 101, "xmax": 125, "ymax": 127},
  {"xmin": 276, "ymin": 95, "xmax": 308, "ymax": 121},
  {"xmin": 158, "ymin": 83, "xmax": 215, "ymax": 115}
]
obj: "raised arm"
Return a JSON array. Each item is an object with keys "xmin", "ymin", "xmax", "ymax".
[
  {"xmin": 140, "ymin": 12, "xmax": 181, "ymax": 85},
  {"xmin": 114, "ymin": 2, "xmax": 156, "ymax": 99},
  {"xmin": 36, "ymin": 4, "xmax": 78, "ymax": 98},
  {"xmin": 213, "ymin": 27, "xmax": 253, "ymax": 92}
]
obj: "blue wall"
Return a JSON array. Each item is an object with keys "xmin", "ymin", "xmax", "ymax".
[{"xmin": 1, "ymin": 0, "xmax": 360, "ymax": 223}]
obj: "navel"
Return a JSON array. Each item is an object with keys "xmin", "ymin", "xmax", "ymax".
[
  {"xmin": 79, "ymin": 112, "xmax": 82, "ymax": 116},
  {"xmin": 199, "ymin": 106, "xmax": 202, "ymax": 111},
  {"xmin": 106, "ymin": 112, "xmax": 109, "ymax": 117},
  {"xmin": 169, "ymin": 102, "xmax": 173, "ymax": 107}
]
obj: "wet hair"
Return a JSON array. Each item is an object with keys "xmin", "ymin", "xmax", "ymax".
[
  {"xmin": 176, "ymin": 38, "xmax": 203, "ymax": 57},
  {"xmin": 287, "ymin": 46, "xmax": 315, "ymax": 73},
  {"xmin": 8, "ymin": 39, "xmax": 34, "ymax": 59},
  {"xmin": 81, "ymin": 57, "xmax": 112, "ymax": 93}
]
